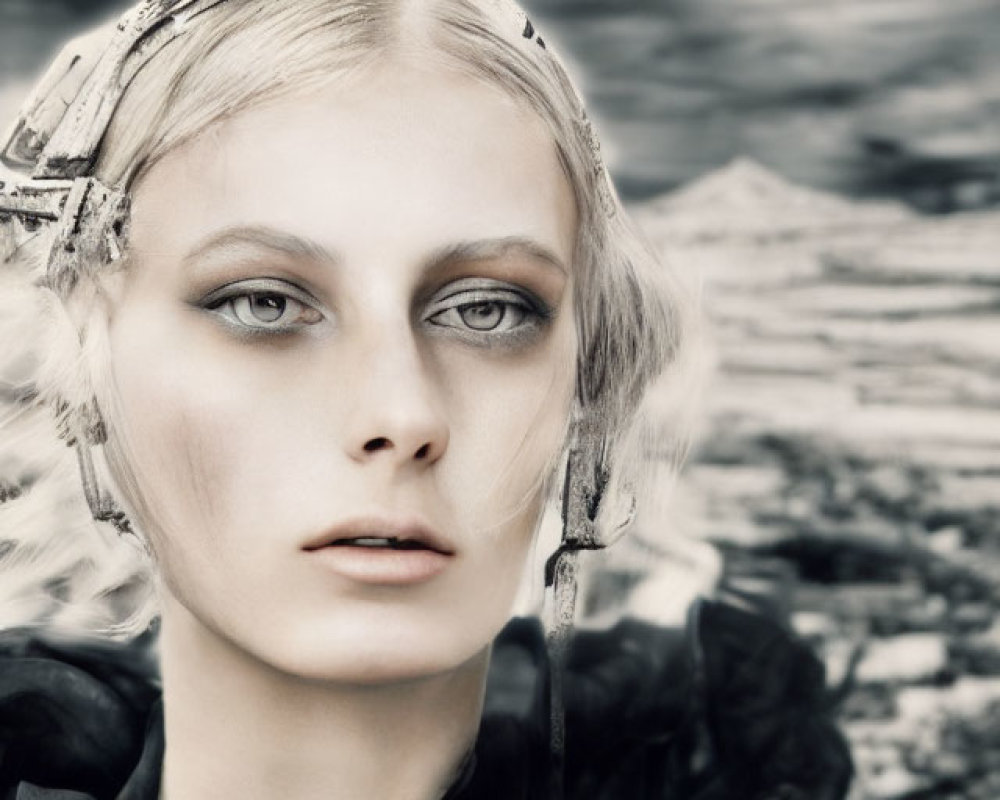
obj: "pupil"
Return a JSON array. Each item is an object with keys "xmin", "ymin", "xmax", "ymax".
[
  {"xmin": 251, "ymin": 294, "xmax": 286, "ymax": 323},
  {"xmin": 461, "ymin": 302, "xmax": 504, "ymax": 331}
]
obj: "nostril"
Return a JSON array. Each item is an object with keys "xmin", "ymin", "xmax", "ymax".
[
  {"xmin": 414, "ymin": 444, "xmax": 430, "ymax": 460},
  {"xmin": 363, "ymin": 437, "xmax": 391, "ymax": 452}
]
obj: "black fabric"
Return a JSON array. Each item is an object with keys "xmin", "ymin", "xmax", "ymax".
[
  {"xmin": 0, "ymin": 600, "xmax": 852, "ymax": 800},
  {"xmin": 0, "ymin": 628, "xmax": 159, "ymax": 800}
]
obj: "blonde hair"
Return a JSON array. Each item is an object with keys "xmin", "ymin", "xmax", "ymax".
[{"xmin": 0, "ymin": 0, "xmax": 700, "ymax": 636}]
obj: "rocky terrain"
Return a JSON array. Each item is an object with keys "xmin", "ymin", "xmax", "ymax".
[{"xmin": 630, "ymin": 159, "xmax": 1000, "ymax": 800}]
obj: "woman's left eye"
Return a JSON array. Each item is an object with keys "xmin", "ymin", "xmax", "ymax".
[
  {"xmin": 423, "ymin": 281, "xmax": 550, "ymax": 345},
  {"xmin": 430, "ymin": 300, "xmax": 528, "ymax": 333},
  {"xmin": 200, "ymin": 279, "xmax": 324, "ymax": 334}
]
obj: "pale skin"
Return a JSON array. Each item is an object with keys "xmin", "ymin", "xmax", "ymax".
[{"xmin": 104, "ymin": 57, "xmax": 578, "ymax": 800}]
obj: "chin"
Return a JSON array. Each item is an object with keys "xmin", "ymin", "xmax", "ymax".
[{"xmin": 258, "ymin": 608, "xmax": 501, "ymax": 686}]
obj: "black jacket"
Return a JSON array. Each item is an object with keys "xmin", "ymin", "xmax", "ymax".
[{"xmin": 0, "ymin": 600, "xmax": 852, "ymax": 800}]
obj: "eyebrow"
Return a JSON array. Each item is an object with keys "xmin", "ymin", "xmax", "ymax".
[
  {"xmin": 182, "ymin": 225, "xmax": 336, "ymax": 269},
  {"xmin": 182, "ymin": 225, "xmax": 568, "ymax": 276},
  {"xmin": 423, "ymin": 237, "xmax": 568, "ymax": 277}
]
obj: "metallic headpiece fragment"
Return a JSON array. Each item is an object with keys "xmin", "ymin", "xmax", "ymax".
[
  {"xmin": 0, "ymin": 0, "xmax": 230, "ymax": 289},
  {"xmin": 3, "ymin": 0, "xmax": 230, "ymax": 177},
  {"xmin": 0, "ymin": 176, "xmax": 130, "ymax": 296}
]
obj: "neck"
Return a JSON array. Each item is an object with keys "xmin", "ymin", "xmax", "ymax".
[{"xmin": 158, "ymin": 595, "xmax": 487, "ymax": 800}]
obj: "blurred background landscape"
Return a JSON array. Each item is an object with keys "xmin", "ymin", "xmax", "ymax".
[{"xmin": 2, "ymin": 1, "xmax": 999, "ymax": 798}]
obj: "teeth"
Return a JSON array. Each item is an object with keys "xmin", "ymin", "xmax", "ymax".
[
  {"xmin": 393, "ymin": 540, "xmax": 427, "ymax": 551},
  {"xmin": 334, "ymin": 536, "xmax": 427, "ymax": 550},
  {"xmin": 332, "ymin": 537, "xmax": 430, "ymax": 550}
]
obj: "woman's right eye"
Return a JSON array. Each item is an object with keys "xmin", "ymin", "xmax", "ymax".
[{"xmin": 200, "ymin": 279, "xmax": 324, "ymax": 335}]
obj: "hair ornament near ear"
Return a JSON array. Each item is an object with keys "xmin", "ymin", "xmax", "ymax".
[
  {"xmin": 54, "ymin": 396, "xmax": 106, "ymax": 448},
  {"xmin": 47, "ymin": 178, "xmax": 129, "ymax": 296},
  {"xmin": 0, "ymin": 178, "xmax": 70, "ymax": 263},
  {"xmin": 46, "ymin": 178, "xmax": 130, "ymax": 294},
  {"xmin": 0, "ymin": 480, "xmax": 23, "ymax": 505},
  {"xmin": 543, "ymin": 411, "xmax": 636, "ymax": 800},
  {"xmin": 52, "ymin": 396, "xmax": 139, "ymax": 543},
  {"xmin": 576, "ymin": 110, "xmax": 617, "ymax": 221},
  {"xmin": 70, "ymin": 404, "xmax": 140, "ymax": 544},
  {"xmin": 544, "ymin": 413, "xmax": 637, "ymax": 589},
  {"xmin": 76, "ymin": 439, "xmax": 137, "ymax": 541},
  {"xmin": 0, "ymin": 176, "xmax": 130, "ymax": 296}
]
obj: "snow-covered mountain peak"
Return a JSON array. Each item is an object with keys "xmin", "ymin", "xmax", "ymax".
[{"xmin": 638, "ymin": 157, "xmax": 910, "ymax": 240}]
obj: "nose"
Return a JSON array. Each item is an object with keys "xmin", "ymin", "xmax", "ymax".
[{"xmin": 344, "ymin": 330, "xmax": 449, "ymax": 468}]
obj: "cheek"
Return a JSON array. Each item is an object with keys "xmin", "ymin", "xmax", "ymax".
[
  {"xmin": 436, "ymin": 319, "xmax": 577, "ymax": 531},
  {"xmin": 106, "ymin": 303, "xmax": 262, "ymax": 555},
  {"xmin": 109, "ymin": 369, "xmax": 217, "ymax": 561}
]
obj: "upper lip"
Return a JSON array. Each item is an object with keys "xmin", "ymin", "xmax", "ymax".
[{"xmin": 301, "ymin": 515, "xmax": 456, "ymax": 555}]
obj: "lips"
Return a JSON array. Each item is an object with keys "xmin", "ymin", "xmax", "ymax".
[
  {"xmin": 302, "ymin": 516, "xmax": 454, "ymax": 586},
  {"xmin": 301, "ymin": 516, "xmax": 455, "ymax": 556}
]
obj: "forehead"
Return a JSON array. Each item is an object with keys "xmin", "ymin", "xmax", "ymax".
[{"xmin": 129, "ymin": 62, "xmax": 578, "ymax": 269}]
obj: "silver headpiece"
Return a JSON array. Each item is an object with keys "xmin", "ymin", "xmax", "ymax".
[{"xmin": 0, "ymin": 1, "xmax": 236, "ymax": 291}]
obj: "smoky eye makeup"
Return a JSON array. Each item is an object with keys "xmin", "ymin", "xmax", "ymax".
[
  {"xmin": 192, "ymin": 276, "xmax": 327, "ymax": 338},
  {"xmin": 420, "ymin": 276, "xmax": 555, "ymax": 349}
]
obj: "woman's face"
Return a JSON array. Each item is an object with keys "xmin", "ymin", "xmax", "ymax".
[{"xmin": 106, "ymin": 62, "xmax": 578, "ymax": 682}]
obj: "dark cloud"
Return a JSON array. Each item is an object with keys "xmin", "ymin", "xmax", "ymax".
[
  {"xmin": 524, "ymin": 0, "xmax": 1000, "ymax": 208},
  {"xmin": 0, "ymin": 0, "xmax": 127, "ymax": 77}
]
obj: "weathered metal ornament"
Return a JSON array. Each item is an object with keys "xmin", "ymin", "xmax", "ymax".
[
  {"xmin": 0, "ymin": 0, "xmax": 217, "ymax": 283},
  {"xmin": 0, "ymin": 177, "xmax": 129, "ymax": 293},
  {"xmin": 0, "ymin": 178, "xmax": 71, "ymax": 263},
  {"xmin": 75, "ymin": 437, "xmax": 138, "ymax": 541},
  {"xmin": 2, "ymin": 0, "xmax": 231, "ymax": 179},
  {"xmin": 46, "ymin": 178, "xmax": 130, "ymax": 295}
]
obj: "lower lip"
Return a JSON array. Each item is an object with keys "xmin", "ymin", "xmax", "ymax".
[{"xmin": 306, "ymin": 545, "xmax": 451, "ymax": 585}]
